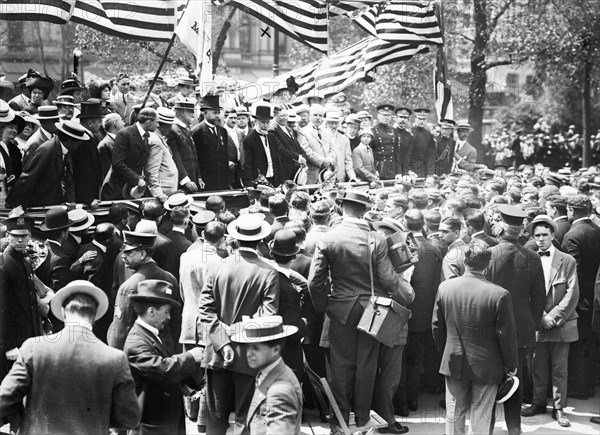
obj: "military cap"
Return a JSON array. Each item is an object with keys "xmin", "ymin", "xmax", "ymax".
[
  {"xmin": 356, "ymin": 110, "xmax": 372, "ymax": 119},
  {"xmin": 376, "ymin": 104, "xmax": 395, "ymax": 113},
  {"xmin": 567, "ymin": 195, "xmax": 591, "ymax": 211},
  {"xmin": 192, "ymin": 210, "xmax": 216, "ymax": 228},
  {"xmin": 413, "ymin": 108, "xmax": 431, "ymax": 117},
  {"xmin": 122, "ymin": 231, "xmax": 156, "ymax": 251},
  {"xmin": 496, "ymin": 204, "xmax": 527, "ymax": 227},
  {"xmin": 439, "ymin": 119, "xmax": 456, "ymax": 129},
  {"xmin": 395, "ymin": 107, "xmax": 413, "ymax": 116},
  {"xmin": 2, "ymin": 215, "xmax": 34, "ymax": 235}
]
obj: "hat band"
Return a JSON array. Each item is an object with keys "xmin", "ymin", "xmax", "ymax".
[
  {"xmin": 39, "ymin": 109, "xmax": 60, "ymax": 118},
  {"xmin": 63, "ymin": 124, "xmax": 85, "ymax": 138},
  {"xmin": 237, "ymin": 226, "xmax": 262, "ymax": 236},
  {"xmin": 246, "ymin": 324, "xmax": 284, "ymax": 338}
]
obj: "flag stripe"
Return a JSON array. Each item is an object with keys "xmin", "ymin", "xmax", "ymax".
[{"xmin": 2, "ymin": 0, "xmax": 177, "ymax": 41}]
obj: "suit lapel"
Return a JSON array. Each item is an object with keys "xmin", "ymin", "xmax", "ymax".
[
  {"xmin": 246, "ymin": 360, "xmax": 286, "ymax": 426},
  {"xmin": 136, "ymin": 322, "xmax": 170, "ymax": 357},
  {"xmin": 548, "ymin": 253, "xmax": 564, "ymax": 293}
]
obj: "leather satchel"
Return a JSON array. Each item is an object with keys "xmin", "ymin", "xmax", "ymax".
[{"xmin": 357, "ymin": 232, "xmax": 412, "ymax": 347}]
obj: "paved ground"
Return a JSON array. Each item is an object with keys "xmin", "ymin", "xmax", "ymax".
[{"xmin": 187, "ymin": 387, "xmax": 600, "ymax": 434}]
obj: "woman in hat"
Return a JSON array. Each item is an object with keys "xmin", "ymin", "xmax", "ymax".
[
  {"xmin": 0, "ymin": 104, "xmax": 26, "ymax": 193},
  {"xmin": 14, "ymin": 111, "xmax": 39, "ymax": 153},
  {"xmin": 23, "ymin": 70, "xmax": 54, "ymax": 113},
  {"xmin": 89, "ymin": 81, "xmax": 115, "ymax": 117},
  {"xmin": 352, "ymin": 127, "xmax": 380, "ymax": 183}
]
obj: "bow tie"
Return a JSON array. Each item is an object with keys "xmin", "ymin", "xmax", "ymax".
[{"xmin": 539, "ymin": 251, "xmax": 551, "ymax": 257}]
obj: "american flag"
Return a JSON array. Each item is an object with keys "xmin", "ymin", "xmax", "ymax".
[
  {"xmin": 1, "ymin": 0, "xmax": 178, "ymax": 42},
  {"xmin": 353, "ymin": 1, "xmax": 443, "ymax": 45}
]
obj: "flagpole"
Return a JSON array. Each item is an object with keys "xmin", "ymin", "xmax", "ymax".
[
  {"xmin": 326, "ymin": 0, "xmax": 330, "ymax": 57},
  {"xmin": 273, "ymin": 30, "xmax": 280, "ymax": 77},
  {"xmin": 142, "ymin": 0, "xmax": 191, "ymax": 107}
]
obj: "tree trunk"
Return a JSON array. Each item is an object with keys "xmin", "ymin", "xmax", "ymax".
[
  {"xmin": 468, "ymin": 0, "xmax": 489, "ymax": 159},
  {"xmin": 212, "ymin": 6, "xmax": 237, "ymax": 74},
  {"xmin": 34, "ymin": 22, "xmax": 48, "ymax": 76},
  {"xmin": 582, "ymin": 58, "xmax": 592, "ymax": 167}
]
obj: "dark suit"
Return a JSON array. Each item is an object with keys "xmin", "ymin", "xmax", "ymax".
[
  {"xmin": 271, "ymin": 123, "xmax": 304, "ymax": 181},
  {"xmin": 395, "ymin": 127, "xmax": 414, "ymax": 175},
  {"xmin": 433, "ymin": 271, "xmax": 518, "ymax": 435},
  {"xmin": 102, "ymin": 124, "xmax": 148, "ymax": 200},
  {"xmin": 0, "ymin": 139, "xmax": 22, "ymax": 190},
  {"xmin": 561, "ymin": 218, "xmax": 600, "ymax": 398},
  {"xmin": 43, "ymin": 240, "xmax": 72, "ymax": 291},
  {"xmin": 554, "ymin": 216, "xmax": 571, "ymax": 244},
  {"xmin": 191, "ymin": 121, "xmax": 230, "ymax": 191},
  {"xmin": 486, "ymin": 239, "xmax": 546, "ymax": 435},
  {"xmin": 0, "ymin": 325, "xmax": 141, "ymax": 435},
  {"xmin": 434, "ymin": 135, "xmax": 455, "ymax": 176},
  {"xmin": 199, "ymin": 249, "xmax": 279, "ymax": 434},
  {"xmin": 6, "ymin": 136, "xmax": 72, "ymax": 208},
  {"xmin": 165, "ymin": 229, "xmax": 192, "ymax": 281},
  {"xmin": 22, "ymin": 127, "xmax": 52, "ymax": 167},
  {"xmin": 243, "ymin": 130, "xmax": 282, "ymax": 186},
  {"xmin": 410, "ymin": 126, "xmax": 435, "ymax": 177},
  {"xmin": 167, "ymin": 122, "xmax": 199, "ymax": 192},
  {"xmin": 309, "ymin": 219, "xmax": 404, "ymax": 423},
  {"xmin": 124, "ymin": 322, "xmax": 198, "ymax": 435},
  {"xmin": 0, "ymin": 246, "xmax": 43, "ymax": 379},
  {"xmin": 73, "ymin": 135, "xmax": 102, "ymax": 204}
]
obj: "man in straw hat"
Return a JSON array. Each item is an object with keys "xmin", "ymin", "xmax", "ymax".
[
  {"xmin": 22, "ymin": 105, "xmax": 61, "ymax": 165},
  {"xmin": 124, "ymin": 279, "xmax": 203, "ymax": 435},
  {"xmin": 453, "ymin": 122, "xmax": 482, "ymax": 172},
  {"xmin": 230, "ymin": 315, "xmax": 302, "ymax": 435},
  {"xmin": 6, "ymin": 120, "xmax": 91, "ymax": 208},
  {"xmin": 309, "ymin": 190, "xmax": 409, "ymax": 431},
  {"xmin": 199, "ymin": 214, "xmax": 279, "ymax": 434},
  {"xmin": 485, "ymin": 204, "xmax": 546, "ymax": 435},
  {"xmin": 433, "ymin": 242, "xmax": 518, "ymax": 435},
  {"xmin": 0, "ymin": 280, "xmax": 141, "ymax": 435},
  {"xmin": 145, "ymin": 107, "xmax": 179, "ymax": 202}
]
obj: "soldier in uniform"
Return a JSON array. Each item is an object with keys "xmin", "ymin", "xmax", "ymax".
[
  {"xmin": 411, "ymin": 108, "xmax": 436, "ymax": 178},
  {"xmin": 394, "ymin": 107, "xmax": 414, "ymax": 176},
  {"xmin": 435, "ymin": 119, "xmax": 456, "ymax": 176},
  {"xmin": 372, "ymin": 104, "xmax": 399, "ymax": 180}
]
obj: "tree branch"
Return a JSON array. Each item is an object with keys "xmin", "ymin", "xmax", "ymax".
[
  {"xmin": 447, "ymin": 31, "xmax": 475, "ymax": 43},
  {"xmin": 489, "ymin": 0, "xmax": 516, "ymax": 34},
  {"xmin": 484, "ymin": 55, "xmax": 529, "ymax": 70},
  {"xmin": 213, "ymin": 6, "xmax": 237, "ymax": 74}
]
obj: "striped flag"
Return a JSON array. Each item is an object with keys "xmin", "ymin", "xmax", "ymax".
[
  {"xmin": 257, "ymin": 37, "xmax": 430, "ymax": 102},
  {"xmin": 213, "ymin": 0, "xmax": 329, "ymax": 53},
  {"xmin": 176, "ymin": 0, "xmax": 213, "ymax": 85},
  {"xmin": 353, "ymin": 1, "xmax": 443, "ymax": 45},
  {"xmin": 434, "ymin": 46, "xmax": 453, "ymax": 120},
  {"xmin": 1, "ymin": 0, "xmax": 178, "ymax": 42}
]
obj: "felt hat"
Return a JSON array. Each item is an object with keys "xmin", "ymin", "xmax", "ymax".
[
  {"xmin": 2, "ymin": 215, "xmax": 34, "ymax": 235},
  {"xmin": 122, "ymin": 231, "xmax": 156, "ymax": 251},
  {"xmin": 268, "ymin": 229, "xmax": 300, "ymax": 256},
  {"xmin": 526, "ymin": 214, "xmax": 558, "ymax": 236},
  {"xmin": 130, "ymin": 279, "xmax": 181, "ymax": 308},
  {"xmin": 496, "ymin": 204, "xmax": 527, "ymax": 227},
  {"xmin": 164, "ymin": 192, "xmax": 194, "ymax": 211},
  {"xmin": 227, "ymin": 215, "xmax": 271, "ymax": 241},
  {"xmin": 376, "ymin": 104, "xmax": 394, "ymax": 113},
  {"xmin": 50, "ymin": 280, "xmax": 109, "ymax": 321},
  {"xmin": 345, "ymin": 114, "xmax": 360, "ymax": 126},
  {"xmin": 40, "ymin": 207, "xmax": 74, "ymax": 232},
  {"xmin": 77, "ymin": 101, "xmax": 103, "ymax": 119},
  {"xmin": 372, "ymin": 217, "xmax": 404, "ymax": 234},
  {"xmin": 252, "ymin": 104, "xmax": 273, "ymax": 120},
  {"xmin": 340, "ymin": 189, "xmax": 371, "ymax": 207},
  {"xmin": 199, "ymin": 94, "xmax": 221, "ymax": 111},
  {"xmin": 55, "ymin": 120, "xmax": 91, "ymax": 141},
  {"xmin": 230, "ymin": 315, "xmax": 298, "ymax": 343},
  {"xmin": 68, "ymin": 209, "xmax": 95, "ymax": 232}
]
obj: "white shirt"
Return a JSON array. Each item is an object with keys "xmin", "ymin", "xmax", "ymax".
[
  {"xmin": 539, "ymin": 245, "xmax": 556, "ymax": 293},
  {"xmin": 224, "ymin": 124, "xmax": 240, "ymax": 159},
  {"xmin": 135, "ymin": 318, "xmax": 162, "ymax": 344},
  {"xmin": 572, "ymin": 217, "xmax": 590, "ymax": 225},
  {"xmin": 92, "ymin": 240, "xmax": 107, "ymax": 253},
  {"xmin": 136, "ymin": 122, "xmax": 148, "ymax": 141},
  {"xmin": 256, "ymin": 129, "xmax": 274, "ymax": 178},
  {"xmin": 0, "ymin": 141, "xmax": 8, "ymax": 171}
]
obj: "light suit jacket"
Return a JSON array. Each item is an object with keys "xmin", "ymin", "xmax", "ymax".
[
  {"xmin": 145, "ymin": 132, "xmax": 178, "ymax": 198},
  {"xmin": 298, "ymin": 123, "xmax": 331, "ymax": 184},
  {"xmin": 324, "ymin": 130, "xmax": 356, "ymax": 182},
  {"xmin": 244, "ymin": 359, "xmax": 302, "ymax": 435},
  {"xmin": 536, "ymin": 249, "xmax": 579, "ymax": 342}
]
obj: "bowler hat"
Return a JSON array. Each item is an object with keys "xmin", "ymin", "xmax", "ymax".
[
  {"xmin": 268, "ymin": 229, "xmax": 300, "ymax": 256},
  {"xmin": 55, "ymin": 120, "xmax": 91, "ymax": 141},
  {"xmin": 341, "ymin": 189, "xmax": 371, "ymax": 207},
  {"xmin": 252, "ymin": 104, "xmax": 273, "ymax": 120},
  {"xmin": 40, "ymin": 207, "xmax": 74, "ymax": 232},
  {"xmin": 200, "ymin": 94, "xmax": 221, "ymax": 111},
  {"xmin": 230, "ymin": 315, "xmax": 298, "ymax": 343},
  {"xmin": 77, "ymin": 101, "xmax": 103, "ymax": 119},
  {"xmin": 227, "ymin": 215, "xmax": 271, "ymax": 241},
  {"xmin": 526, "ymin": 214, "xmax": 558, "ymax": 236},
  {"xmin": 50, "ymin": 280, "xmax": 109, "ymax": 321},
  {"xmin": 2, "ymin": 215, "xmax": 34, "ymax": 235},
  {"xmin": 130, "ymin": 279, "xmax": 181, "ymax": 308}
]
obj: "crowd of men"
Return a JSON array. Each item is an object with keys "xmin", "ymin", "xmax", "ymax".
[{"xmin": 0, "ymin": 69, "xmax": 600, "ymax": 435}]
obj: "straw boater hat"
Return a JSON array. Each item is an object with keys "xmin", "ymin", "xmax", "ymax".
[
  {"xmin": 55, "ymin": 120, "xmax": 92, "ymax": 141},
  {"xmin": 50, "ymin": 280, "xmax": 109, "ymax": 322},
  {"xmin": 156, "ymin": 107, "xmax": 176, "ymax": 125},
  {"xmin": 164, "ymin": 192, "xmax": 194, "ymax": 211},
  {"xmin": 0, "ymin": 103, "xmax": 25, "ymax": 134},
  {"xmin": 230, "ymin": 315, "xmax": 298, "ymax": 343},
  {"xmin": 35, "ymin": 106, "xmax": 61, "ymax": 121},
  {"xmin": 67, "ymin": 209, "xmax": 95, "ymax": 232},
  {"xmin": 227, "ymin": 215, "xmax": 271, "ymax": 241}
]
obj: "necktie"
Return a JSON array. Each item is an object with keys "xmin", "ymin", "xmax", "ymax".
[
  {"xmin": 539, "ymin": 251, "xmax": 550, "ymax": 257},
  {"xmin": 255, "ymin": 372, "xmax": 263, "ymax": 388},
  {"xmin": 61, "ymin": 153, "xmax": 72, "ymax": 197},
  {"xmin": 143, "ymin": 131, "xmax": 149, "ymax": 146}
]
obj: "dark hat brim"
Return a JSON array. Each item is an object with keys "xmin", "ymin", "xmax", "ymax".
[{"xmin": 130, "ymin": 294, "xmax": 182, "ymax": 309}]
